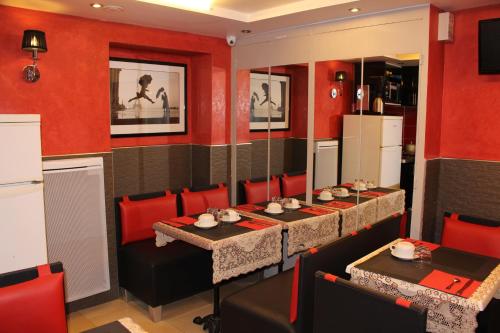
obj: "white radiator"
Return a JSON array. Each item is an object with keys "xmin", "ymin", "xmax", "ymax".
[{"xmin": 43, "ymin": 157, "xmax": 110, "ymax": 302}]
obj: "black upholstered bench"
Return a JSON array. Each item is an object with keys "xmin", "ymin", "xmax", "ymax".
[{"xmin": 115, "ymin": 191, "xmax": 213, "ymax": 322}]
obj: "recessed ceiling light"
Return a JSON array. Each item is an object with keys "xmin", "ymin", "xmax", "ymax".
[
  {"xmin": 103, "ymin": 4, "xmax": 125, "ymax": 12},
  {"xmin": 241, "ymin": 29, "xmax": 252, "ymax": 34},
  {"xmin": 138, "ymin": 0, "xmax": 212, "ymax": 11},
  {"xmin": 90, "ymin": 3, "xmax": 103, "ymax": 8},
  {"xmin": 349, "ymin": 8, "xmax": 360, "ymax": 13}
]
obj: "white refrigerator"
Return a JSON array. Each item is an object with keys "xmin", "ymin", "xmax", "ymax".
[
  {"xmin": 341, "ymin": 115, "xmax": 403, "ymax": 188},
  {"xmin": 0, "ymin": 114, "xmax": 47, "ymax": 274}
]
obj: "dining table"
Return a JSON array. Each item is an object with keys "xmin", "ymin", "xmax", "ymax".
[
  {"xmin": 153, "ymin": 213, "xmax": 283, "ymax": 333},
  {"xmin": 346, "ymin": 238, "xmax": 500, "ymax": 333}
]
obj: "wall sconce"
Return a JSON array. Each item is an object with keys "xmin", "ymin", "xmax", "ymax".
[
  {"xmin": 330, "ymin": 71, "xmax": 347, "ymax": 99},
  {"xmin": 22, "ymin": 30, "xmax": 48, "ymax": 83}
]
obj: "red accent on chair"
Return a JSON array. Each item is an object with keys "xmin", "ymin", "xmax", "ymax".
[
  {"xmin": 181, "ymin": 190, "xmax": 207, "ymax": 216},
  {"xmin": 399, "ymin": 211, "xmax": 408, "ymax": 238},
  {"xmin": 364, "ymin": 224, "xmax": 372, "ymax": 230},
  {"xmin": 0, "ymin": 266, "xmax": 67, "ymax": 333},
  {"xmin": 441, "ymin": 216, "xmax": 500, "ymax": 258},
  {"xmin": 37, "ymin": 264, "xmax": 51, "ymax": 276},
  {"xmin": 324, "ymin": 274, "xmax": 338, "ymax": 283},
  {"xmin": 244, "ymin": 177, "xmax": 281, "ymax": 204},
  {"xmin": 350, "ymin": 231, "xmax": 358, "ymax": 236},
  {"xmin": 119, "ymin": 192, "xmax": 178, "ymax": 245},
  {"xmin": 289, "ymin": 258, "xmax": 300, "ymax": 323},
  {"xmin": 281, "ymin": 173, "xmax": 306, "ymax": 197},
  {"xmin": 395, "ymin": 298, "xmax": 412, "ymax": 308},
  {"xmin": 450, "ymin": 213, "xmax": 459, "ymax": 220},
  {"xmin": 202, "ymin": 185, "xmax": 230, "ymax": 209},
  {"xmin": 309, "ymin": 247, "xmax": 318, "ymax": 254}
]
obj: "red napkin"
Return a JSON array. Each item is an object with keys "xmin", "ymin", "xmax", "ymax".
[
  {"xmin": 160, "ymin": 220, "xmax": 184, "ymax": 228},
  {"xmin": 339, "ymin": 183, "xmax": 353, "ymax": 188},
  {"xmin": 405, "ymin": 238, "xmax": 440, "ymax": 251},
  {"xmin": 300, "ymin": 207, "xmax": 331, "ymax": 216},
  {"xmin": 236, "ymin": 204, "xmax": 265, "ymax": 212},
  {"xmin": 170, "ymin": 216, "xmax": 197, "ymax": 225},
  {"xmin": 324, "ymin": 201, "xmax": 356, "ymax": 209},
  {"xmin": 362, "ymin": 191, "xmax": 387, "ymax": 197},
  {"xmin": 419, "ymin": 270, "xmax": 480, "ymax": 298},
  {"xmin": 236, "ymin": 219, "xmax": 275, "ymax": 230}
]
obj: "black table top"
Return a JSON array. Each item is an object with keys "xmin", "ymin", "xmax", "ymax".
[
  {"xmin": 356, "ymin": 246, "xmax": 499, "ymax": 285},
  {"xmin": 293, "ymin": 193, "xmax": 374, "ymax": 205},
  {"xmin": 247, "ymin": 201, "xmax": 332, "ymax": 223}
]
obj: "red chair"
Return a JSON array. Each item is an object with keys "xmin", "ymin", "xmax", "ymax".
[
  {"xmin": 281, "ymin": 173, "xmax": 306, "ymax": 197},
  {"xmin": 181, "ymin": 184, "xmax": 230, "ymax": 216},
  {"xmin": 201, "ymin": 184, "xmax": 230, "ymax": 209},
  {"xmin": 0, "ymin": 262, "xmax": 67, "ymax": 333},
  {"xmin": 441, "ymin": 213, "xmax": 500, "ymax": 258},
  {"xmin": 119, "ymin": 190, "xmax": 178, "ymax": 245},
  {"xmin": 243, "ymin": 176, "xmax": 281, "ymax": 204}
]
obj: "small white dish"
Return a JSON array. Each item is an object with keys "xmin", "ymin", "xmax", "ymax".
[
  {"xmin": 221, "ymin": 215, "xmax": 242, "ymax": 223},
  {"xmin": 264, "ymin": 208, "xmax": 284, "ymax": 215},
  {"xmin": 334, "ymin": 193, "xmax": 350, "ymax": 198},
  {"xmin": 317, "ymin": 196, "xmax": 334, "ymax": 202},
  {"xmin": 194, "ymin": 221, "xmax": 218, "ymax": 229},
  {"xmin": 284, "ymin": 203, "xmax": 301, "ymax": 210}
]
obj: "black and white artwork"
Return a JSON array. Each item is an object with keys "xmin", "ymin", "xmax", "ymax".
[
  {"xmin": 109, "ymin": 58, "xmax": 186, "ymax": 136},
  {"xmin": 249, "ymin": 72, "xmax": 290, "ymax": 131}
]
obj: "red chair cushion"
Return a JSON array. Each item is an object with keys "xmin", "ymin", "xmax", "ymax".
[
  {"xmin": 202, "ymin": 185, "xmax": 230, "ymax": 209},
  {"xmin": 119, "ymin": 192, "xmax": 178, "ymax": 245},
  {"xmin": 442, "ymin": 216, "xmax": 500, "ymax": 258},
  {"xmin": 0, "ymin": 265, "xmax": 67, "ymax": 333},
  {"xmin": 289, "ymin": 257, "xmax": 300, "ymax": 323},
  {"xmin": 244, "ymin": 177, "xmax": 281, "ymax": 204},
  {"xmin": 181, "ymin": 190, "xmax": 208, "ymax": 216},
  {"xmin": 282, "ymin": 174, "xmax": 306, "ymax": 197}
]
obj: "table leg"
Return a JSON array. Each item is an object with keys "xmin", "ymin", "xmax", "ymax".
[{"xmin": 193, "ymin": 285, "xmax": 221, "ymax": 333}]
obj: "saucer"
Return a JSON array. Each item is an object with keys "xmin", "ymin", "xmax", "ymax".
[
  {"xmin": 317, "ymin": 196, "xmax": 334, "ymax": 202},
  {"xmin": 221, "ymin": 216, "xmax": 241, "ymax": 223},
  {"xmin": 366, "ymin": 185, "xmax": 377, "ymax": 190},
  {"xmin": 333, "ymin": 193, "xmax": 350, "ymax": 198},
  {"xmin": 284, "ymin": 204, "xmax": 301, "ymax": 210},
  {"xmin": 390, "ymin": 250, "xmax": 416, "ymax": 261},
  {"xmin": 264, "ymin": 208, "xmax": 284, "ymax": 215},
  {"xmin": 351, "ymin": 187, "xmax": 367, "ymax": 192},
  {"xmin": 194, "ymin": 221, "xmax": 218, "ymax": 229}
]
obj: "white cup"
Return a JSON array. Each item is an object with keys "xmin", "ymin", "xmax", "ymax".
[
  {"xmin": 318, "ymin": 190, "xmax": 333, "ymax": 200},
  {"xmin": 267, "ymin": 202, "xmax": 282, "ymax": 213},
  {"xmin": 198, "ymin": 213, "xmax": 215, "ymax": 226},
  {"xmin": 225, "ymin": 209, "xmax": 240, "ymax": 220},
  {"xmin": 289, "ymin": 198, "xmax": 300, "ymax": 207},
  {"xmin": 390, "ymin": 241, "xmax": 415, "ymax": 259},
  {"xmin": 333, "ymin": 187, "xmax": 349, "ymax": 196}
]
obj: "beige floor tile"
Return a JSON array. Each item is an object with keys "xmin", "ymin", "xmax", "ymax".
[
  {"xmin": 166, "ymin": 304, "xmax": 213, "ymax": 333},
  {"xmin": 67, "ymin": 312, "xmax": 95, "ymax": 333}
]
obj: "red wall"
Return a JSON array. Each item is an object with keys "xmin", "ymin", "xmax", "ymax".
[
  {"xmin": 314, "ymin": 61, "xmax": 354, "ymax": 139},
  {"xmin": 0, "ymin": 5, "xmax": 230, "ymax": 156},
  {"xmin": 426, "ymin": 4, "xmax": 500, "ymax": 161}
]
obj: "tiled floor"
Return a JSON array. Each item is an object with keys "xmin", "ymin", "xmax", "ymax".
[{"xmin": 67, "ymin": 281, "xmax": 252, "ymax": 333}]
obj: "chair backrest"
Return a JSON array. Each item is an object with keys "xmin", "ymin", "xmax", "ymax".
[
  {"xmin": 281, "ymin": 172, "xmax": 306, "ymax": 197},
  {"xmin": 313, "ymin": 272, "xmax": 427, "ymax": 333},
  {"xmin": 181, "ymin": 183, "xmax": 230, "ymax": 215},
  {"xmin": 119, "ymin": 191, "xmax": 178, "ymax": 245},
  {"xmin": 290, "ymin": 214, "xmax": 402, "ymax": 332},
  {"xmin": 442, "ymin": 212, "xmax": 500, "ymax": 258},
  {"xmin": 0, "ymin": 263, "xmax": 67, "ymax": 333},
  {"xmin": 243, "ymin": 176, "xmax": 281, "ymax": 204}
]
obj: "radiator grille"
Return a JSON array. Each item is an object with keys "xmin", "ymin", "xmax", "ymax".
[{"xmin": 43, "ymin": 165, "xmax": 110, "ymax": 302}]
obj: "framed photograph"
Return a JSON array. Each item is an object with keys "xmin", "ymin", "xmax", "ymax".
[
  {"xmin": 249, "ymin": 72, "xmax": 291, "ymax": 131},
  {"xmin": 109, "ymin": 58, "xmax": 187, "ymax": 137}
]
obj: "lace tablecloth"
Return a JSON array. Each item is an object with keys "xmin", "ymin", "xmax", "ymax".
[
  {"xmin": 359, "ymin": 189, "xmax": 405, "ymax": 220},
  {"xmin": 346, "ymin": 240, "xmax": 500, "ymax": 333},
  {"xmin": 239, "ymin": 209, "xmax": 340, "ymax": 256},
  {"xmin": 153, "ymin": 221, "xmax": 282, "ymax": 284}
]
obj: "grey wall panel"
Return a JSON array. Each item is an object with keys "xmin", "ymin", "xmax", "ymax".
[
  {"xmin": 112, "ymin": 148, "xmax": 142, "ymax": 197},
  {"xmin": 422, "ymin": 158, "xmax": 500, "ymax": 243},
  {"xmin": 422, "ymin": 159, "xmax": 441, "ymax": 242},
  {"xmin": 192, "ymin": 145, "xmax": 210, "ymax": 187},
  {"xmin": 211, "ymin": 145, "xmax": 230, "ymax": 185},
  {"xmin": 168, "ymin": 145, "xmax": 192, "ymax": 189},
  {"xmin": 237, "ymin": 144, "xmax": 252, "ymax": 181},
  {"xmin": 251, "ymin": 140, "xmax": 268, "ymax": 179}
]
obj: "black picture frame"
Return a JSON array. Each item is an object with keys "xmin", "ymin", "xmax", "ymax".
[
  {"xmin": 249, "ymin": 71, "xmax": 291, "ymax": 132},
  {"xmin": 109, "ymin": 57, "xmax": 188, "ymax": 137}
]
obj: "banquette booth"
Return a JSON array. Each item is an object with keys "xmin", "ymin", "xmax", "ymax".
[{"xmin": 0, "ymin": 2, "xmax": 499, "ymax": 333}]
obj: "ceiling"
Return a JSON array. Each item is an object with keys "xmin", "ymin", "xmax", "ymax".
[{"xmin": 1, "ymin": 0, "xmax": 498, "ymax": 38}]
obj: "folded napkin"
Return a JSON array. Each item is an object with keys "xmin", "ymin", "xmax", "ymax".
[
  {"xmin": 300, "ymin": 207, "xmax": 331, "ymax": 216},
  {"xmin": 405, "ymin": 238, "xmax": 440, "ymax": 251},
  {"xmin": 324, "ymin": 201, "xmax": 356, "ymax": 209},
  {"xmin": 362, "ymin": 191, "xmax": 387, "ymax": 197},
  {"xmin": 419, "ymin": 270, "xmax": 480, "ymax": 298},
  {"xmin": 236, "ymin": 204, "xmax": 265, "ymax": 212},
  {"xmin": 236, "ymin": 219, "xmax": 275, "ymax": 230},
  {"xmin": 170, "ymin": 216, "xmax": 197, "ymax": 225},
  {"xmin": 160, "ymin": 220, "xmax": 184, "ymax": 228}
]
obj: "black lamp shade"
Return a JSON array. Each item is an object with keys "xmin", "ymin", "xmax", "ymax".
[
  {"xmin": 22, "ymin": 30, "xmax": 47, "ymax": 52},
  {"xmin": 335, "ymin": 71, "xmax": 346, "ymax": 82}
]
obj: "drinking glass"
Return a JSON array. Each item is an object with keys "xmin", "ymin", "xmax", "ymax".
[{"xmin": 415, "ymin": 246, "xmax": 432, "ymax": 264}]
